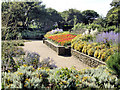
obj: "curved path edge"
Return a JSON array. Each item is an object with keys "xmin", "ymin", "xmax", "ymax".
[{"xmin": 22, "ymin": 40, "xmax": 90, "ymax": 70}]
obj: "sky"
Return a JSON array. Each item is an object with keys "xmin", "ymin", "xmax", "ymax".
[{"xmin": 42, "ymin": 0, "xmax": 113, "ymax": 17}]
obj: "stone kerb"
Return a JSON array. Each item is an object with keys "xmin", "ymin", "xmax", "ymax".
[{"xmin": 71, "ymin": 49, "xmax": 106, "ymax": 67}]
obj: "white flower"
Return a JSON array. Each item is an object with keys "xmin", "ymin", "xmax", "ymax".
[
  {"xmin": 85, "ymin": 29, "xmax": 89, "ymax": 35},
  {"xmin": 90, "ymin": 29, "xmax": 94, "ymax": 35},
  {"xmin": 90, "ymin": 28, "xmax": 98, "ymax": 36},
  {"xmin": 82, "ymin": 33, "xmax": 85, "ymax": 36}
]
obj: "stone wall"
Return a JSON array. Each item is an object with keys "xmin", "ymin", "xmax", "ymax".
[
  {"xmin": 43, "ymin": 40, "xmax": 71, "ymax": 56},
  {"xmin": 43, "ymin": 39, "xmax": 106, "ymax": 67},
  {"xmin": 71, "ymin": 49, "xmax": 106, "ymax": 67}
]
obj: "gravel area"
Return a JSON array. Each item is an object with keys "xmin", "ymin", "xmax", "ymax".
[{"xmin": 22, "ymin": 40, "xmax": 89, "ymax": 70}]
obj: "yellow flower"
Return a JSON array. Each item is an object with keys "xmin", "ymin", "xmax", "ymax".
[
  {"xmin": 38, "ymin": 68, "xmax": 41, "ymax": 70},
  {"xmin": 24, "ymin": 84, "xmax": 28, "ymax": 87},
  {"xmin": 94, "ymin": 50, "xmax": 98, "ymax": 57},
  {"xmin": 8, "ymin": 70, "xmax": 10, "ymax": 73},
  {"xmin": 23, "ymin": 64, "xmax": 27, "ymax": 67},
  {"xmin": 92, "ymin": 43, "xmax": 97, "ymax": 46},
  {"xmin": 101, "ymin": 44, "xmax": 106, "ymax": 49},
  {"xmin": 71, "ymin": 43, "xmax": 74, "ymax": 48},
  {"xmin": 25, "ymin": 78, "xmax": 30, "ymax": 82},
  {"xmin": 40, "ymin": 74, "xmax": 42, "ymax": 77},
  {"xmin": 62, "ymin": 81, "xmax": 67, "ymax": 84},
  {"xmin": 91, "ymin": 67, "xmax": 96, "ymax": 70},
  {"xmin": 32, "ymin": 68, "xmax": 35, "ymax": 70},
  {"xmin": 87, "ymin": 44, "xmax": 92, "ymax": 48},
  {"xmin": 88, "ymin": 49, "xmax": 93, "ymax": 56},
  {"xmin": 46, "ymin": 68, "xmax": 50, "ymax": 72},
  {"xmin": 41, "ymin": 67, "xmax": 44, "ymax": 69},
  {"xmin": 75, "ymin": 75, "xmax": 79, "ymax": 78},
  {"xmin": 7, "ymin": 79, "xmax": 10, "ymax": 82},
  {"xmin": 86, "ymin": 67, "xmax": 90, "ymax": 69},
  {"xmin": 106, "ymin": 56, "xmax": 111, "ymax": 62},
  {"xmin": 71, "ymin": 66, "xmax": 76, "ymax": 70},
  {"xmin": 36, "ymin": 73, "xmax": 39, "ymax": 78},
  {"xmin": 82, "ymin": 76, "xmax": 88, "ymax": 82},
  {"xmin": 59, "ymin": 75, "xmax": 62, "ymax": 78},
  {"xmin": 18, "ymin": 72, "xmax": 23, "ymax": 75},
  {"xmin": 30, "ymin": 66, "xmax": 33, "ymax": 68},
  {"xmin": 59, "ymin": 82, "xmax": 63, "ymax": 85},
  {"xmin": 101, "ymin": 53, "xmax": 106, "ymax": 60},
  {"xmin": 96, "ymin": 46, "xmax": 100, "ymax": 50},
  {"xmin": 97, "ymin": 55, "xmax": 101, "ymax": 59}
]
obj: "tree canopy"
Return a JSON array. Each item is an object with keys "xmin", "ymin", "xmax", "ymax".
[
  {"xmin": 61, "ymin": 9, "xmax": 85, "ymax": 25},
  {"xmin": 82, "ymin": 10, "xmax": 99, "ymax": 24},
  {"xmin": 2, "ymin": 2, "xmax": 46, "ymax": 29},
  {"xmin": 106, "ymin": 0, "xmax": 120, "ymax": 27}
]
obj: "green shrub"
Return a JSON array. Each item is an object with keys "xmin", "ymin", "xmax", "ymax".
[
  {"xmin": 21, "ymin": 30, "xmax": 45, "ymax": 40},
  {"xmin": 1, "ymin": 41, "xmax": 25, "ymax": 72},
  {"xmin": 2, "ymin": 27, "xmax": 22, "ymax": 40},
  {"xmin": 87, "ymin": 23, "xmax": 102, "ymax": 30},
  {"xmin": 2, "ymin": 65, "xmax": 120, "ymax": 89},
  {"xmin": 106, "ymin": 52, "xmax": 120, "ymax": 77},
  {"xmin": 72, "ymin": 23, "xmax": 86, "ymax": 30}
]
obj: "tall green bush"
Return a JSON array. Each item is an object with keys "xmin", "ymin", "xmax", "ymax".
[{"xmin": 106, "ymin": 52, "xmax": 120, "ymax": 78}]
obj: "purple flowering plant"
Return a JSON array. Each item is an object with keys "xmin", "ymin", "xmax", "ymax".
[
  {"xmin": 49, "ymin": 28, "xmax": 63, "ymax": 35},
  {"xmin": 16, "ymin": 52, "xmax": 57, "ymax": 69},
  {"xmin": 94, "ymin": 31, "xmax": 120, "ymax": 46}
]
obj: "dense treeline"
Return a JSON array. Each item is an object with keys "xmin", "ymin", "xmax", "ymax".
[{"xmin": 1, "ymin": 0, "xmax": 120, "ymax": 40}]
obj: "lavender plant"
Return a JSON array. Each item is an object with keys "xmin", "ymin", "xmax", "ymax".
[
  {"xmin": 16, "ymin": 52, "xmax": 57, "ymax": 69},
  {"xmin": 94, "ymin": 31, "xmax": 120, "ymax": 46},
  {"xmin": 39, "ymin": 57, "xmax": 57, "ymax": 69},
  {"xmin": 48, "ymin": 28, "xmax": 63, "ymax": 35}
]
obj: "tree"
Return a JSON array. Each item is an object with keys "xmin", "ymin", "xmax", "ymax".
[
  {"xmin": 1, "ymin": 1, "xmax": 46, "ymax": 40},
  {"xmin": 61, "ymin": 9, "xmax": 85, "ymax": 25},
  {"xmin": 93, "ymin": 16, "xmax": 107, "ymax": 27},
  {"xmin": 82, "ymin": 10, "xmax": 99, "ymax": 24},
  {"xmin": 106, "ymin": 0, "xmax": 120, "ymax": 27},
  {"xmin": 110, "ymin": 0, "xmax": 120, "ymax": 7},
  {"xmin": 37, "ymin": 8, "xmax": 64, "ymax": 31},
  {"xmin": 2, "ymin": 1, "xmax": 46, "ymax": 29}
]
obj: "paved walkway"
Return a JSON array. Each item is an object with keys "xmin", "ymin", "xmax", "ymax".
[{"xmin": 22, "ymin": 40, "xmax": 89, "ymax": 70}]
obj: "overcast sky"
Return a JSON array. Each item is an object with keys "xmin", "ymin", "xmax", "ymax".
[{"xmin": 42, "ymin": 0, "xmax": 113, "ymax": 17}]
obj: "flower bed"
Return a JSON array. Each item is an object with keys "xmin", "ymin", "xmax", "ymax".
[
  {"xmin": 71, "ymin": 31, "xmax": 119, "ymax": 62},
  {"xmin": 47, "ymin": 34, "xmax": 76, "ymax": 46}
]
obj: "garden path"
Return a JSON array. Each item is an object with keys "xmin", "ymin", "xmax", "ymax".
[{"xmin": 22, "ymin": 40, "xmax": 89, "ymax": 70}]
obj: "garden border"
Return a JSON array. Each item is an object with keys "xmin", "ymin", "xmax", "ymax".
[
  {"xmin": 43, "ymin": 38, "xmax": 71, "ymax": 56},
  {"xmin": 43, "ymin": 38, "xmax": 106, "ymax": 67},
  {"xmin": 71, "ymin": 49, "xmax": 106, "ymax": 67}
]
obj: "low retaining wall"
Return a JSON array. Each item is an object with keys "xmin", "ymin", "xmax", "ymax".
[
  {"xmin": 71, "ymin": 49, "xmax": 106, "ymax": 67},
  {"xmin": 43, "ymin": 39, "xmax": 106, "ymax": 67},
  {"xmin": 43, "ymin": 39, "xmax": 71, "ymax": 56}
]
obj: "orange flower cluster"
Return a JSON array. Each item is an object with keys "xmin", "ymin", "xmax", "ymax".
[{"xmin": 48, "ymin": 34, "xmax": 76, "ymax": 46}]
